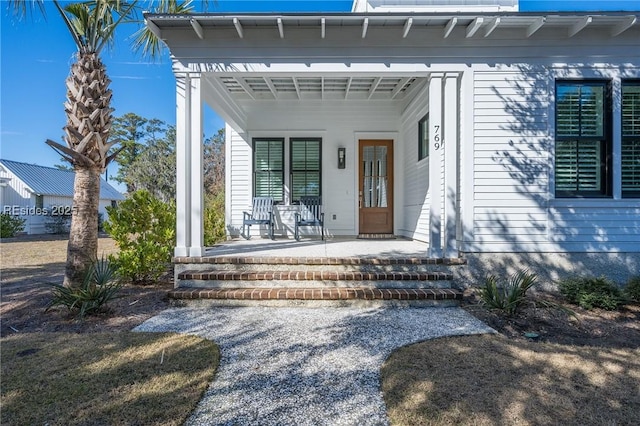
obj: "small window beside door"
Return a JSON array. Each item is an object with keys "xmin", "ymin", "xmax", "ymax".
[{"xmin": 418, "ymin": 113, "xmax": 429, "ymax": 161}]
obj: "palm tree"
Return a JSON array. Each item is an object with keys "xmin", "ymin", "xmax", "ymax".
[{"xmin": 9, "ymin": 0, "xmax": 198, "ymax": 287}]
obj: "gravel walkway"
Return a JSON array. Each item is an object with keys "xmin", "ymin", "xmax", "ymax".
[{"xmin": 134, "ymin": 306, "xmax": 495, "ymax": 426}]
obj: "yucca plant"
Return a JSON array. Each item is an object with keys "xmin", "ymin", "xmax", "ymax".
[
  {"xmin": 480, "ymin": 269, "xmax": 538, "ymax": 316},
  {"xmin": 47, "ymin": 256, "xmax": 123, "ymax": 319}
]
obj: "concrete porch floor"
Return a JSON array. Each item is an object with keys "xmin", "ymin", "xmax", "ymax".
[{"xmin": 202, "ymin": 236, "xmax": 432, "ymax": 259}]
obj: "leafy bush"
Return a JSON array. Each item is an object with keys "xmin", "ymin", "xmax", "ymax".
[
  {"xmin": 480, "ymin": 269, "xmax": 538, "ymax": 316},
  {"xmin": 47, "ymin": 257, "xmax": 122, "ymax": 318},
  {"xmin": 105, "ymin": 190, "xmax": 175, "ymax": 284},
  {"xmin": 625, "ymin": 276, "xmax": 640, "ymax": 302},
  {"xmin": 204, "ymin": 191, "xmax": 226, "ymax": 246},
  {"xmin": 558, "ymin": 276, "xmax": 623, "ymax": 310},
  {"xmin": 45, "ymin": 214, "xmax": 71, "ymax": 234},
  {"xmin": 0, "ymin": 213, "xmax": 26, "ymax": 238}
]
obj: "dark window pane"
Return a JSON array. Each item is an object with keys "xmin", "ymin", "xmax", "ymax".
[
  {"xmin": 418, "ymin": 114, "xmax": 428, "ymax": 160},
  {"xmin": 622, "ymin": 82, "xmax": 640, "ymax": 197},
  {"xmin": 253, "ymin": 139, "xmax": 284, "ymax": 202},
  {"xmin": 290, "ymin": 139, "xmax": 321, "ymax": 201}
]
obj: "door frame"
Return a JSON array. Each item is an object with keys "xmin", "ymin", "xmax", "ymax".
[{"xmin": 358, "ymin": 139, "xmax": 394, "ymax": 235}]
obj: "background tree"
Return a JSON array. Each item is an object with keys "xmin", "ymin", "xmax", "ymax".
[
  {"xmin": 204, "ymin": 128, "xmax": 225, "ymax": 195},
  {"xmin": 128, "ymin": 126, "xmax": 177, "ymax": 202},
  {"xmin": 109, "ymin": 112, "xmax": 148, "ymax": 192},
  {"xmin": 8, "ymin": 0, "xmax": 199, "ymax": 287}
]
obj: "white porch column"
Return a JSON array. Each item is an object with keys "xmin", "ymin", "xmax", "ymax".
[
  {"xmin": 428, "ymin": 73, "xmax": 443, "ymax": 258},
  {"xmin": 175, "ymin": 73, "xmax": 190, "ymax": 257},
  {"xmin": 174, "ymin": 72, "xmax": 204, "ymax": 257},
  {"xmin": 443, "ymin": 72, "xmax": 460, "ymax": 258},
  {"xmin": 189, "ymin": 76, "xmax": 205, "ymax": 256}
]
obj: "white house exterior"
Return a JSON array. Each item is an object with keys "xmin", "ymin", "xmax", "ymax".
[
  {"xmin": 147, "ymin": 0, "xmax": 640, "ymax": 280},
  {"xmin": 0, "ymin": 159, "xmax": 124, "ymax": 235}
]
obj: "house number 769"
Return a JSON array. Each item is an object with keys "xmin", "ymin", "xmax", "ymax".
[{"xmin": 433, "ymin": 125, "xmax": 443, "ymax": 150}]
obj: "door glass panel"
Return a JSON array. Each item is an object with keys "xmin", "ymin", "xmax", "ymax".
[{"xmin": 362, "ymin": 145, "xmax": 388, "ymax": 208}]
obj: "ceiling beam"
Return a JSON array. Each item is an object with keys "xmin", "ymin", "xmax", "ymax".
[
  {"xmin": 466, "ymin": 17, "xmax": 484, "ymax": 38},
  {"xmin": 611, "ymin": 15, "xmax": 636, "ymax": 37},
  {"xmin": 292, "ymin": 77, "xmax": 301, "ymax": 99},
  {"xmin": 233, "ymin": 17, "xmax": 244, "ymax": 39},
  {"xmin": 277, "ymin": 17, "xmax": 284, "ymax": 39},
  {"xmin": 264, "ymin": 77, "xmax": 278, "ymax": 99},
  {"xmin": 569, "ymin": 16, "xmax": 592, "ymax": 37},
  {"xmin": 484, "ymin": 17, "xmax": 500, "ymax": 37},
  {"xmin": 190, "ymin": 18, "xmax": 204, "ymax": 39},
  {"xmin": 402, "ymin": 17, "xmax": 413, "ymax": 38},
  {"xmin": 321, "ymin": 17, "xmax": 326, "ymax": 38},
  {"xmin": 362, "ymin": 17, "xmax": 369, "ymax": 38},
  {"xmin": 390, "ymin": 77, "xmax": 411, "ymax": 99},
  {"xmin": 526, "ymin": 17, "xmax": 545, "ymax": 38},
  {"xmin": 368, "ymin": 77, "xmax": 382, "ymax": 100},
  {"xmin": 444, "ymin": 17, "xmax": 457, "ymax": 38},
  {"xmin": 233, "ymin": 77, "xmax": 257, "ymax": 100}
]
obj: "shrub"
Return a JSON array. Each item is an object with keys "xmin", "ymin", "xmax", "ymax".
[
  {"xmin": 480, "ymin": 269, "xmax": 537, "ymax": 316},
  {"xmin": 0, "ymin": 213, "xmax": 26, "ymax": 238},
  {"xmin": 558, "ymin": 276, "xmax": 623, "ymax": 310},
  {"xmin": 104, "ymin": 190, "xmax": 175, "ymax": 284},
  {"xmin": 625, "ymin": 276, "xmax": 640, "ymax": 302},
  {"xmin": 45, "ymin": 214, "xmax": 71, "ymax": 234},
  {"xmin": 204, "ymin": 191, "xmax": 226, "ymax": 246},
  {"xmin": 47, "ymin": 257, "xmax": 122, "ymax": 318}
]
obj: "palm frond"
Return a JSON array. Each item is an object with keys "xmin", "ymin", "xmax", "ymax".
[
  {"xmin": 6, "ymin": 0, "xmax": 46, "ymax": 20},
  {"xmin": 132, "ymin": 0, "xmax": 198, "ymax": 59}
]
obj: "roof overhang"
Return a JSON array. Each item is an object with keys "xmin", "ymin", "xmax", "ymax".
[
  {"xmin": 146, "ymin": 11, "xmax": 639, "ymax": 131},
  {"xmin": 146, "ymin": 11, "xmax": 639, "ymax": 41}
]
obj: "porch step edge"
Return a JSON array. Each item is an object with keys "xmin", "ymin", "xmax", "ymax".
[
  {"xmin": 173, "ymin": 256, "xmax": 467, "ymax": 266},
  {"xmin": 169, "ymin": 287, "xmax": 462, "ymax": 301}
]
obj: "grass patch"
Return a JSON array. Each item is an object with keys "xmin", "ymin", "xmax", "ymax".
[
  {"xmin": 1, "ymin": 332, "xmax": 219, "ymax": 425},
  {"xmin": 382, "ymin": 334, "xmax": 640, "ymax": 426}
]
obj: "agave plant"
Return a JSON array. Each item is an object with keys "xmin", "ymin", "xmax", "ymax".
[
  {"xmin": 47, "ymin": 256, "xmax": 122, "ymax": 319},
  {"xmin": 480, "ymin": 269, "xmax": 538, "ymax": 316}
]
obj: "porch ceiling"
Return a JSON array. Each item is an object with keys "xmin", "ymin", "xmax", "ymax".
[{"xmin": 216, "ymin": 75, "xmax": 422, "ymax": 101}]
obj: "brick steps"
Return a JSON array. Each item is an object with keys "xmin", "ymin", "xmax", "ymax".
[
  {"xmin": 172, "ymin": 255, "xmax": 466, "ymax": 306},
  {"xmin": 169, "ymin": 287, "xmax": 462, "ymax": 301},
  {"xmin": 178, "ymin": 270, "xmax": 452, "ymax": 281}
]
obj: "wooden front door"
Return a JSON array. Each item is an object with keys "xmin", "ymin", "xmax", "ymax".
[{"xmin": 359, "ymin": 140, "xmax": 393, "ymax": 234}]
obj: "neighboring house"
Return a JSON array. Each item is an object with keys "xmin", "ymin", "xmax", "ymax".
[
  {"xmin": 0, "ymin": 159, "xmax": 124, "ymax": 235},
  {"xmin": 146, "ymin": 0, "xmax": 640, "ymax": 279}
]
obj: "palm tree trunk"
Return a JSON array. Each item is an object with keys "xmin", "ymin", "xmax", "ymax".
[{"xmin": 64, "ymin": 166, "xmax": 101, "ymax": 287}]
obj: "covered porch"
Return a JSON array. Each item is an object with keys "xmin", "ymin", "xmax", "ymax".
[{"xmin": 147, "ymin": 13, "xmax": 478, "ymax": 259}]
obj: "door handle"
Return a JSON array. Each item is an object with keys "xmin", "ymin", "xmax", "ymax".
[{"xmin": 359, "ymin": 191, "xmax": 362, "ymax": 209}]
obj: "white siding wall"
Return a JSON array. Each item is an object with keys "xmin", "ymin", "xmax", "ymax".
[
  {"xmin": 469, "ymin": 66, "xmax": 640, "ymax": 252},
  {"xmin": 227, "ymin": 100, "xmax": 401, "ymax": 237},
  {"xmin": 398, "ymin": 84, "xmax": 430, "ymax": 242}
]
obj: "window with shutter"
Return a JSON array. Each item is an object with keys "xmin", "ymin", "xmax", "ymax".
[
  {"xmin": 622, "ymin": 81, "xmax": 640, "ymax": 198},
  {"xmin": 253, "ymin": 138, "xmax": 284, "ymax": 203},
  {"xmin": 555, "ymin": 81, "xmax": 611, "ymax": 197},
  {"xmin": 290, "ymin": 138, "xmax": 321, "ymax": 202}
]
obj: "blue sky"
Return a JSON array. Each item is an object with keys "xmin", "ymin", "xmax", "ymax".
[{"xmin": 1, "ymin": 0, "xmax": 638, "ymax": 191}]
